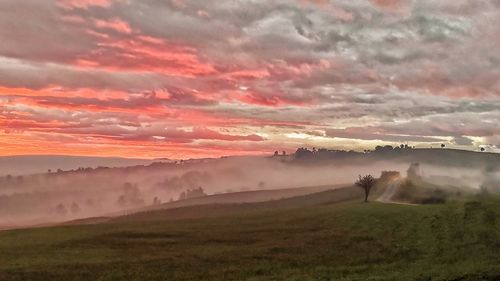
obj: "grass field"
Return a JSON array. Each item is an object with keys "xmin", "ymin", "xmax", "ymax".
[{"xmin": 0, "ymin": 189, "xmax": 499, "ymax": 281}]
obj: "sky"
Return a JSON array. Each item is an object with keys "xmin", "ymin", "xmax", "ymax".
[{"xmin": 0, "ymin": 0, "xmax": 499, "ymax": 159}]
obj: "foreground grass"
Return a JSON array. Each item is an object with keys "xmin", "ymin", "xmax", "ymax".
[{"xmin": 0, "ymin": 197, "xmax": 499, "ymax": 281}]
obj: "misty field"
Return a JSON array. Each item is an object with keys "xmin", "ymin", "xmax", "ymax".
[{"xmin": 0, "ymin": 191, "xmax": 499, "ymax": 281}]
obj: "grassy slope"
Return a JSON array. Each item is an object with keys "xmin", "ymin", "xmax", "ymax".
[
  {"xmin": 116, "ymin": 184, "xmax": 348, "ymax": 216},
  {"xmin": 0, "ymin": 192, "xmax": 498, "ymax": 281},
  {"xmin": 64, "ymin": 185, "xmax": 359, "ymax": 225}
]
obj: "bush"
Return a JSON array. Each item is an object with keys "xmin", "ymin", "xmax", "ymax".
[{"xmin": 419, "ymin": 196, "xmax": 446, "ymax": 204}]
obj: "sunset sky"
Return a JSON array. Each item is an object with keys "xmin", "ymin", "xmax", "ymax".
[{"xmin": 0, "ymin": 0, "xmax": 499, "ymax": 159}]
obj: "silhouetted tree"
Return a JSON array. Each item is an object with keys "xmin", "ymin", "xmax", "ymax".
[
  {"xmin": 55, "ymin": 204, "xmax": 67, "ymax": 216},
  {"xmin": 117, "ymin": 195, "xmax": 126, "ymax": 206},
  {"xmin": 70, "ymin": 202, "xmax": 80, "ymax": 214},
  {"xmin": 274, "ymin": 151, "xmax": 279, "ymax": 156},
  {"xmin": 153, "ymin": 197, "xmax": 161, "ymax": 205},
  {"xmin": 85, "ymin": 198, "xmax": 95, "ymax": 207},
  {"xmin": 407, "ymin": 163, "xmax": 422, "ymax": 182},
  {"xmin": 441, "ymin": 144, "xmax": 445, "ymax": 148},
  {"xmin": 374, "ymin": 145, "xmax": 394, "ymax": 153},
  {"xmin": 295, "ymin": 147, "xmax": 313, "ymax": 158},
  {"xmin": 117, "ymin": 183, "xmax": 144, "ymax": 207},
  {"xmin": 480, "ymin": 147, "xmax": 485, "ymax": 152},
  {"xmin": 178, "ymin": 186, "xmax": 207, "ymax": 200},
  {"xmin": 355, "ymin": 175, "xmax": 377, "ymax": 203}
]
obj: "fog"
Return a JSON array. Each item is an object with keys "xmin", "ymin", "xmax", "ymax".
[
  {"xmin": 416, "ymin": 164, "xmax": 500, "ymax": 190},
  {"xmin": 0, "ymin": 155, "xmax": 163, "ymax": 176},
  {"xmin": 0, "ymin": 151, "xmax": 498, "ymax": 229}
]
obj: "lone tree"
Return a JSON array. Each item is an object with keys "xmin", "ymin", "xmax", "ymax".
[{"xmin": 355, "ymin": 174, "xmax": 377, "ymax": 203}]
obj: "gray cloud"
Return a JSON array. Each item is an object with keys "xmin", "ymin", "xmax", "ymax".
[
  {"xmin": 0, "ymin": 0, "xmax": 499, "ymax": 154},
  {"xmin": 452, "ymin": 136, "xmax": 474, "ymax": 146}
]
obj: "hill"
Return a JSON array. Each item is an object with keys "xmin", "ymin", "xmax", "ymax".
[
  {"xmin": 63, "ymin": 185, "xmax": 358, "ymax": 225},
  {"xmin": 0, "ymin": 155, "xmax": 164, "ymax": 176},
  {"xmin": 113, "ymin": 184, "xmax": 347, "ymax": 215},
  {"xmin": 0, "ymin": 148, "xmax": 497, "ymax": 229},
  {"xmin": 0, "ymin": 188, "xmax": 498, "ymax": 281}
]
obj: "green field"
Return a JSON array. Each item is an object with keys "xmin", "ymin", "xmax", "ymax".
[{"xmin": 0, "ymin": 188, "xmax": 499, "ymax": 281}]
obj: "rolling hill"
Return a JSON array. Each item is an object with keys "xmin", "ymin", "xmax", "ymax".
[
  {"xmin": 0, "ymin": 185, "xmax": 498, "ymax": 281},
  {"xmin": 0, "ymin": 155, "xmax": 166, "ymax": 176},
  {"xmin": 71, "ymin": 185, "xmax": 360, "ymax": 225}
]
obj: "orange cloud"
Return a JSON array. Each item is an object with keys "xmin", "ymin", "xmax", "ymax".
[
  {"xmin": 370, "ymin": 0, "xmax": 412, "ymax": 13},
  {"xmin": 94, "ymin": 18, "xmax": 132, "ymax": 34},
  {"xmin": 77, "ymin": 32, "xmax": 216, "ymax": 76},
  {"xmin": 1, "ymin": 0, "xmax": 498, "ymax": 159},
  {"xmin": 58, "ymin": 0, "xmax": 113, "ymax": 10}
]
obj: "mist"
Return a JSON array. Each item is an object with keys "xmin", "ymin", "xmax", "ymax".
[
  {"xmin": 0, "ymin": 155, "xmax": 164, "ymax": 176},
  {"xmin": 0, "ymin": 150, "xmax": 498, "ymax": 229}
]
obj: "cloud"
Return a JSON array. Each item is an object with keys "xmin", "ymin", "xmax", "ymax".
[
  {"xmin": 370, "ymin": 0, "xmax": 413, "ymax": 13},
  {"xmin": 57, "ymin": 0, "xmax": 113, "ymax": 10},
  {"xmin": 93, "ymin": 18, "xmax": 132, "ymax": 34},
  {"xmin": 452, "ymin": 136, "xmax": 474, "ymax": 146},
  {"xmin": 326, "ymin": 127, "xmax": 443, "ymax": 143},
  {"xmin": 0, "ymin": 0, "xmax": 499, "ymax": 157}
]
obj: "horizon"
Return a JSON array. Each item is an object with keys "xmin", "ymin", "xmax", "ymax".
[{"xmin": 1, "ymin": 145, "xmax": 499, "ymax": 162}]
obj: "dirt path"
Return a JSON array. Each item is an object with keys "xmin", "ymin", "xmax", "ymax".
[{"xmin": 377, "ymin": 180, "xmax": 418, "ymax": 206}]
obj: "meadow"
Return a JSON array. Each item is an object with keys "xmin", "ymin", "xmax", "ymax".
[{"xmin": 0, "ymin": 188, "xmax": 498, "ymax": 281}]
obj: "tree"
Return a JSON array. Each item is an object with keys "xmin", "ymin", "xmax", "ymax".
[
  {"xmin": 355, "ymin": 175, "xmax": 377, "ymax": 203},
  {"xmin": 441, "ymin": 144, "xmax": 445, "ymax": 148},
  {"xmin": 70, "ymin": 202, "xmax": 80, "ymax": 214},
  {"xmin": 178, "ymin": 186, "xmax": 207, "ymax": 200},
  {"xmin": 295, "ymin": 147, "xmax": 313, "ymax": 158},
  {"xmin": 119, "ymin": 182, "xmax": 144, "ymax": 206},
  {"xmin": 153, "ymin": 197, "xmax": 161, "ymax": 205},
  {"xmin": 480, "ymin": 147, "xmax": 485, "ymax": 152},
  {"xmin": 117, "ymin": 195, "xmax": 126, "ymax": 206},
  {"xmin": 55, "ymin": 204, "xmax": 67, "ymax": 216},
  {"xmin": 85, "ymin": 198, "xmax": 95, "ymax": 207}
]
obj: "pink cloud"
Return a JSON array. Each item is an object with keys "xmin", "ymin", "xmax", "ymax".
[
  {"xmin": 57, "ymin": 0, "xmax": 113, "ymax": 9},
  {"xmin": 1, "ymin": 0, "xmax": 498, "ymax": 158},
  {"xmin": 94, "ymin": 18, "xmax": 132, "ymax": 34},
  {"xmin": 370, "ymin": 0, "xmax": 412, "ymax": 13},
  {"xmin": 76, "ymin": 32, "xmax": 216, "ymax": 76}
]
